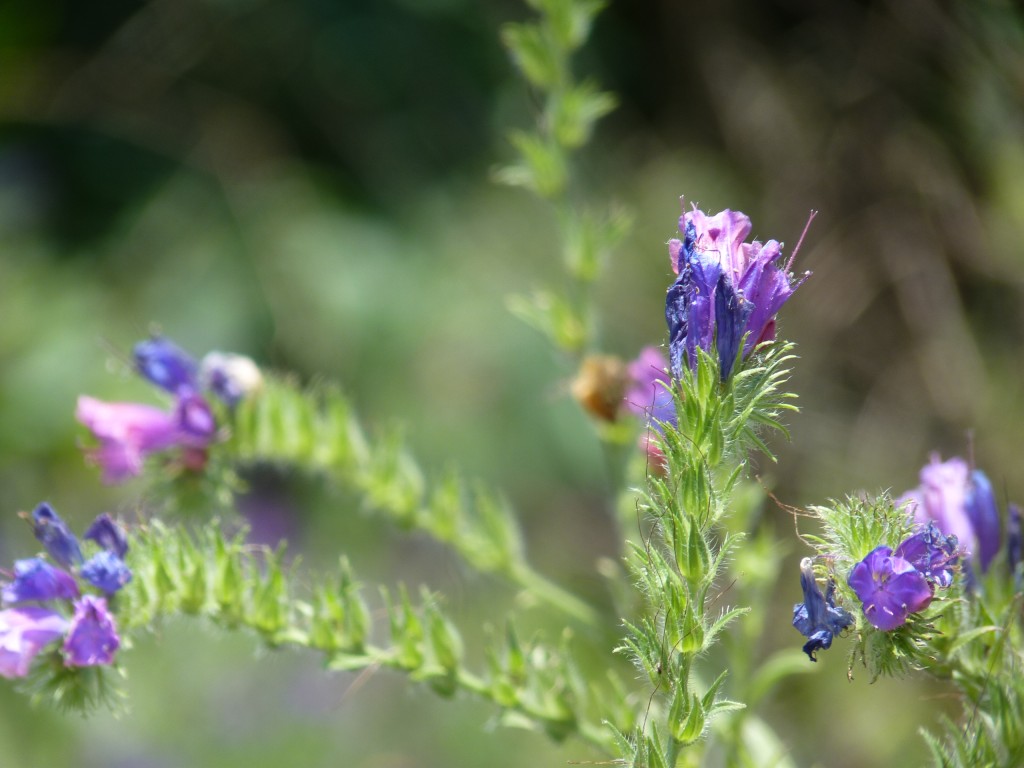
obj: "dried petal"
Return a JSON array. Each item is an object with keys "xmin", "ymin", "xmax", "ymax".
[{"xmin": 792, "ymin": 558, "xmax": 853, "ymax": 661}]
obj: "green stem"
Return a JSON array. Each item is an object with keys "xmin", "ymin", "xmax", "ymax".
[{"xmin": 510, "ymin": 562, "xmax": 603, "ymax": 629}]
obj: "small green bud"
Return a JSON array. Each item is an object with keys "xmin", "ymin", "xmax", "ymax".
[{"xmin": 675, "ymin": 693, "xmax": 706, "ymax": 745}]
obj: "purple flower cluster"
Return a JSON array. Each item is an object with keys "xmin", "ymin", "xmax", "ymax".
[
  {"xmin": 897, "ymin": 453, "xmax": 1001, "ymax": 572},
  {"xmin": 77, "ymin": 336, "xmax": 263, "ymax": 483},
  {"xmin": 0, "ymin": 504, "xmax": 130, "ymax": 678},
  {"xmin": 793, "ymin": 452, "xmax": 1007, "ymax": 656},
  {"xmin": 665, "ymin": 204, "xmax": 812, "ymax": 381},
  {"xmin": 847, "ymin": 524, "xmax": 958, "ymax": 631}
]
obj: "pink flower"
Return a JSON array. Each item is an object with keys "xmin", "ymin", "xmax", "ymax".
[
  {"xmin": 76, "ymin": 394, "xmax": 215, "ymax": 483},
  {"xmin": 897, "ymin": 454, "xmax": 1001, "ymax": 571},
  {"xmin": 624, "ymin": 347, "xmax": 674, "ymax": 427},
  {"xmin": 0, "ymin": 607, "xmax": 68, "ymax": 678}
]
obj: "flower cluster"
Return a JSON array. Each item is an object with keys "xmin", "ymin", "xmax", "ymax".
[
  {"xmin": 0, "ymin": 503, "xmax": 130, "ymax": 678},
  {"xmin": 897, "ymin": 453, "xmax": 1001, "ymax": 572},
  {"xmin": 795, "ymin": 452, "xmax": 1016, "ymax": 658},
  {"xmin": 847, "ymin": 523, "xmax": 958, "ymax": 631},
  {"xmin": 665, "ymin": 204, "xmax": 811, "ymax": 381},
  {"xmin": 77, "ymin": 336, "xmax": 263, "ymax": 483}
]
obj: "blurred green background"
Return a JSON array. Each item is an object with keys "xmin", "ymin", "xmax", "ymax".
[{"xmin": 1, "ymin": 0, "xmax": 1023, "ymax": 766}]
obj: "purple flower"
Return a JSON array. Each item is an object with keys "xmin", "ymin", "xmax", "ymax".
[
  {"xmin": 76, "ymin": 395, "xmax": 215, "ymax": 483},
  {"xmin": 898, "ymin": 454, "xmax": 1002, "ymax": 572},
  {"xmin": 133, "ymin": 336, "xmax": 198, "ymax": 395},
  {"xmin": 199, "ymin": 351, "xmax": 264, "ymax": 407},
  {"xmin": 83, "ymin": 514, "xmax": 129, "ymax": 559},
  {"xmin": 713, "ymin": 273, "xmax": 754, "ymax": 379},
  {"xmin": 848, "ymin": 546, "xmax": 934, "ymax": 631},
  {"xmin": 893, "ymin": 523, "xmax": 959, "ymax": 588},
  {"xmin": 792, "ymin": 558, "xmax": 854, "ymax": 661},
  {"xmin": 624, "ymin": 347, "xmax": 675, "ymax": 473},
  {"xmin": 1008, "ymin": 504, "xmax": 1022, "ymax": 578},
  {"xmin": 625, "ymin": 347, "xmax": 675, "ymax": 427},
  {"xmin": 76, "ymin": 397, "xmax": 182, "ymax": 483},
  {"xmin": 175, "ymin": 393, "xmax": 217, "ymax": 445},
  {"xmin": 80, "ymin": 335, "xmax": 263, "ymax": 481},
  {"xmin": 2, "ymin": 558, "xmax": 79, "ymax": 604},
  {"xmin": 665, "ymin": 204, "xmax": 811, "ymax": 381},
  {"xmin": 31, "ymin": 503, "xmax": 83, "ymax": 568},
  {"xmin": 965, "ymin": 470, "xmax": 1001, "ymax": 571},
  {"xmin": 1, "ymin": 507, "xmax": 131, "ymax": 677},
  {"xmin": 80, "ymin": 552, "xmax": 132, "ymax": 595},
  {"xmin": 63, "ymin": 596, "xmax": 120, "ymax": 667},
  {"xmin": 666, "ymin": 220, "xmax": 720, "ymax": 379},
  {"xmin": 81, "ymin": 515, "xmax": 132, "ymax": 594},
  {"xmin": 0, "ymin": 607, "xmax": 68, "ymax": 678}
]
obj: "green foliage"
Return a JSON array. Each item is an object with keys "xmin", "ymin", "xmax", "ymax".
[
  {"xmin": 221, "ymin": 375, "xmax": 596, "ymax": 625},
  {"xmin": 120, "ymin": 520, "xmax": 617, "ymax": 753},
  {"xmin": 18, "ymin": 652, "xmax": 124, "ymax": 715},
  {"xmin": 498, "ymin": 0, "xmax": 627, "ymax": 358},
  {"xmin": 108, "ymin": 330, "xmax": 804, "ymax": 766},
  {"xmin": 614, "ymin": 346, "xmax": 797, "ymax": 766},
  {"xmin": 918, "ymin": 575, "xmax": 1024, "ymax": 767},
  {"xmin": 803, "ymin": 493, "xmax": 917, "ymax": 573},
  {"xmin": 506, "ymin": 288, "xmax": 587, "ymax": 354},
  {"xmin": 563, "ymin": 204, "xmax": 634, "ymax": 282}
]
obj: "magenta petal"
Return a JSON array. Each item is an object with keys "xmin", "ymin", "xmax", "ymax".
[
  {"xmin": 76, "ymin": 396, "xmax": 181, "ymax": 483},
  {"xmin": 897, "ymin": 454, "xmax": 993, "ymax": 568},
  {"xmin": 175, "ymin": 394, "xmax": 217, "ymax": 446},
  {"xmin": 76, "ymin": 396, "xmax": 180, "ymax": 449},
  {"xmin": 625, "ymin": 347, "xmax": 674, "ymax": 427},
  {"xmin": 683, "ymin": 207, "xmax": 752, "ymax": 280},
  {"xmin": 0, "ymin": 607, "xmax": 69, "ymax": 678},
  {"xmin": 668, "ymin": 239, "xmax": 685, "ymax": 275}
]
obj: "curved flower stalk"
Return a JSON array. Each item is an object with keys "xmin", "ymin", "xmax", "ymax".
[
  {"xmin": 119, "ymin": 520, "xmax": 624, "ymax": 753},
  {"xmin": 76, "ymin": 336, "xmax": 262, "ymax": 484},
  {"xmin": 0, "ymin": 504, "xmax": 130, "ymax": 694},
  {"xmin": 222, "ymin": 374, "xmax": 601, "ymax": 628}
]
